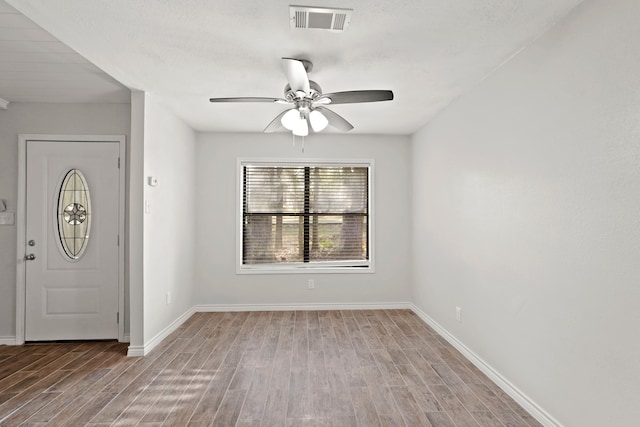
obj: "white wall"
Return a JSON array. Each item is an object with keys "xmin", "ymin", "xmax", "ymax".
[
  {"xmin": 0, "ymin": 102, "xmax": 131, "ymax": 340},
  {"xmin": 410, "ymin": 0, "xmax": 640, "ymax": 426},
  {"xmin": 194, "ymin": 133, "xmax": 412, "ymax": 307},
  {"xmin": 142, "ymin": 93, "xmax": 197, "ymax": 343},
  {"xmin": 128, "ymin": 91, "xmax": 145, "ymax": 348}
]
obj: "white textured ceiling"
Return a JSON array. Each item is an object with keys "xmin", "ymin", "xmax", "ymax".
[
  {"xmin": 0, "ymin": 1, "xmax": 129, "ymax": 103},
  {"xmin": 3, "ymin": 0, "xmax": 584, "ymax": 134}
]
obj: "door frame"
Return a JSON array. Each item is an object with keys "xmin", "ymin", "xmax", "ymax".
[{"xmin": 16, "ymin": 134, "xmax": 126, "ymax": 344}]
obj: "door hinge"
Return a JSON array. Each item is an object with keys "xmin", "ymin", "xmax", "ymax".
[
  {"xmin": 117, "ymin": 157, "xmax": 120, "ymax": 169},
  {"xmin": 117, "ymin": 234, "xmax": 120, "ymax": 246},
  {"xmin": 117, "ymin": 312, "xmax": 120, "ymax": 323}
]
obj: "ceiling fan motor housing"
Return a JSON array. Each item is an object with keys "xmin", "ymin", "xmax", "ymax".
[{"xmin": 284, "ymin": 80, "xmax": 322, "ymax": 102}]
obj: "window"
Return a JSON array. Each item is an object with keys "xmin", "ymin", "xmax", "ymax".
[
  {"xmin": 239, "ymin": 160, "xmax": 372, "ymax": 272},
  {"xmin": 57, "ymin": 168, "xmax": 91, "ymax": 260}
]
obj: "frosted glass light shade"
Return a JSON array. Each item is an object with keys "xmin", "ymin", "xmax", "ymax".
[
  {"xmin": 281, "ymin": 109, "xmax": 301, "ymax": 131},
  {"xmin": 292, "ymin": 117, "xmax": 309, "ymax": 136},
  {"xmin": 309, "ymin": 110, "xmax": 328, "ymax": 132}
]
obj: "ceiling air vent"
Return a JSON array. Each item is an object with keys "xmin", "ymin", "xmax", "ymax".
[{"xmin": 290, "ymin": 5, "xmax": 353, "ymax": 32}]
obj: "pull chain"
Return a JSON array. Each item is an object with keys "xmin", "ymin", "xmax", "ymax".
[{"xmin": 291, "ymin": 134, "xmax": 306, "ymax": 153}]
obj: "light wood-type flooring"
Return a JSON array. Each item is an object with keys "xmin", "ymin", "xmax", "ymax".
[{"xmin": 0, "ymin": 310, "xmax": 542, "ymax": 426}]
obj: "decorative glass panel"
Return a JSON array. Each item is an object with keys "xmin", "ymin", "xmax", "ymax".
[{"xmin": 57, "ymin": 169, "xmax": 91, "ymax": 260}]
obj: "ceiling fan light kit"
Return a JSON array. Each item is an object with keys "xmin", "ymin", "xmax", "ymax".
[
  {"xmin": 282, "ymin": 109, "xmax": 309, "ymax": 136},
  {"xmin": 309, "ymin": 109, "xmax": 329, "ymax": 132},
  {"xmin": 209, "ymin": 57, "xmax": 394, "ymax": 136}
]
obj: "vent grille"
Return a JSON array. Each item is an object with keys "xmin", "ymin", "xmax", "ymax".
[
  {"xmin": 333, "ymin": 13, "xmax": 347, "ymax": 31},
  {"xmin": 290, "ymin": 5, "xmax": 352, "ymax": 32},
  {"xmin": 295, "ymin": 10, "xmax": 307, "ymax": 28}
]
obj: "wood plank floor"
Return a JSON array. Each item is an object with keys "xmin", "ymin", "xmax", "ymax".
[{"xmin": 0, "ymin": 310, "xmax": 542, "ymax": 426}]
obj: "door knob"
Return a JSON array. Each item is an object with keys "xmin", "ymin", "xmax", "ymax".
[{"xmin": 25, "ymin": 254, "xmax": 36, "ymax": 261}]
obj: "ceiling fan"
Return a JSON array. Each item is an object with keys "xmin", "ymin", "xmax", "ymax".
[{"xmin": 209, "ymin": 58, "xmax": 394, "ymax": 136}]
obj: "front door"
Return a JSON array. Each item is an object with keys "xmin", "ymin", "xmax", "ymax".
[{"xmin": 25, "ymin": 140, "xmax": 120, "ymax": 341}]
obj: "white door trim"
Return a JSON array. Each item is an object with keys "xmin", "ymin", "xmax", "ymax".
[{"xmin": 16, "ymin": 134, "xmax": 126, "ymax": 344}]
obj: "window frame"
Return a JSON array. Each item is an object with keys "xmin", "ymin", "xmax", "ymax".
[{"xmin": 237, "ymin": 158, "xmax": 375, "ymax": 274}]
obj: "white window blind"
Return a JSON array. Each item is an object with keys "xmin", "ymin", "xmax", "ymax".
[{"xmin": 241, "ymin": 163, "xmax": 370, "ymax": 269}]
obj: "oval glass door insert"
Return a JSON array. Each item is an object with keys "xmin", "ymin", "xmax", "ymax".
[{"xmin": 57, "ymin": 169, "xmax": 91, "ymax": 260}]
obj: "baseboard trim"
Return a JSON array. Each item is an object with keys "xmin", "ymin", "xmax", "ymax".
[
  {"xmin": 128, "ymin": 306, "xmax": 196, "ymax": 357},
  {"xmin": 408, "ymin": 304, "xmax": 562, "ymax": 427},
  {"xmin": 126, "ymin": 345, "xmax": 145, "ymax": 357},
  {"xmin": 0, "ymin": 337, "xmax": 16, "ymax": 346},
  {"xmin": 194, "ymin": 302, "xmax": 412, "ymax": 312}
]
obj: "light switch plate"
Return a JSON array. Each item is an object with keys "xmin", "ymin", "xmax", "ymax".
[{"xmin": 0, "ymin": 212, "xmax": 15, "ymax": 225}]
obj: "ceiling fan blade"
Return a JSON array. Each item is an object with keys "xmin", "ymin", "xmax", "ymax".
[
  {"xmin": 316, "ymin": 90, "xmax": 394, "ymax": 105},
  {"xmin": 282, "ymin": 58, "xmax": 310, "ymax": 97},
  {"xmin": 209, "ymin": 97, "xmax": 287, "ymax": 103},
  {"xmin": 263, "ymin": 109, "xmax": 291, "ymax": 133},
  {"xmin": 315, "ymin": 107, "xmax": 354, "ymax": 132}
]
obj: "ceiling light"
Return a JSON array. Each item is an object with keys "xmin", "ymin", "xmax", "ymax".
[
  {"xmin": 292, "ymin": 116, "xmax": 309, "ymax": 136},
  {"xmin": 282, "ymin": 108, "xmax": 309, "ymax": 136},
  {"xmin": 281, "ymin": 109, "xmax": 302, "ymax": 130},
  {"xmin": 309, "ymin": 109, "xmax": 328, "ymax": 132}
]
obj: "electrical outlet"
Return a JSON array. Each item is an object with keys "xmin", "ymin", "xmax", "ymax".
[
  {"xmin": 456, "ymin": 306, "xmax": 462, "ymax": 322},
  {"xmin": 308, "ymin": 279, "xmax": 315, "ymax": 290},
  {"xmin": 166, "ymin": 292, "xmax": 172, "ymax": 305}
]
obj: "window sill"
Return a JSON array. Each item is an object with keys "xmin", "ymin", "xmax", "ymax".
[{"xmin": 237, "ymin": 263, "xmax": 374, "ymax": 275}]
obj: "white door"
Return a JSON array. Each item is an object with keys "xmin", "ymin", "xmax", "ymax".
[{"xmin": 25, "ymin": 140, "xmax": 120, "ymax": 341}]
